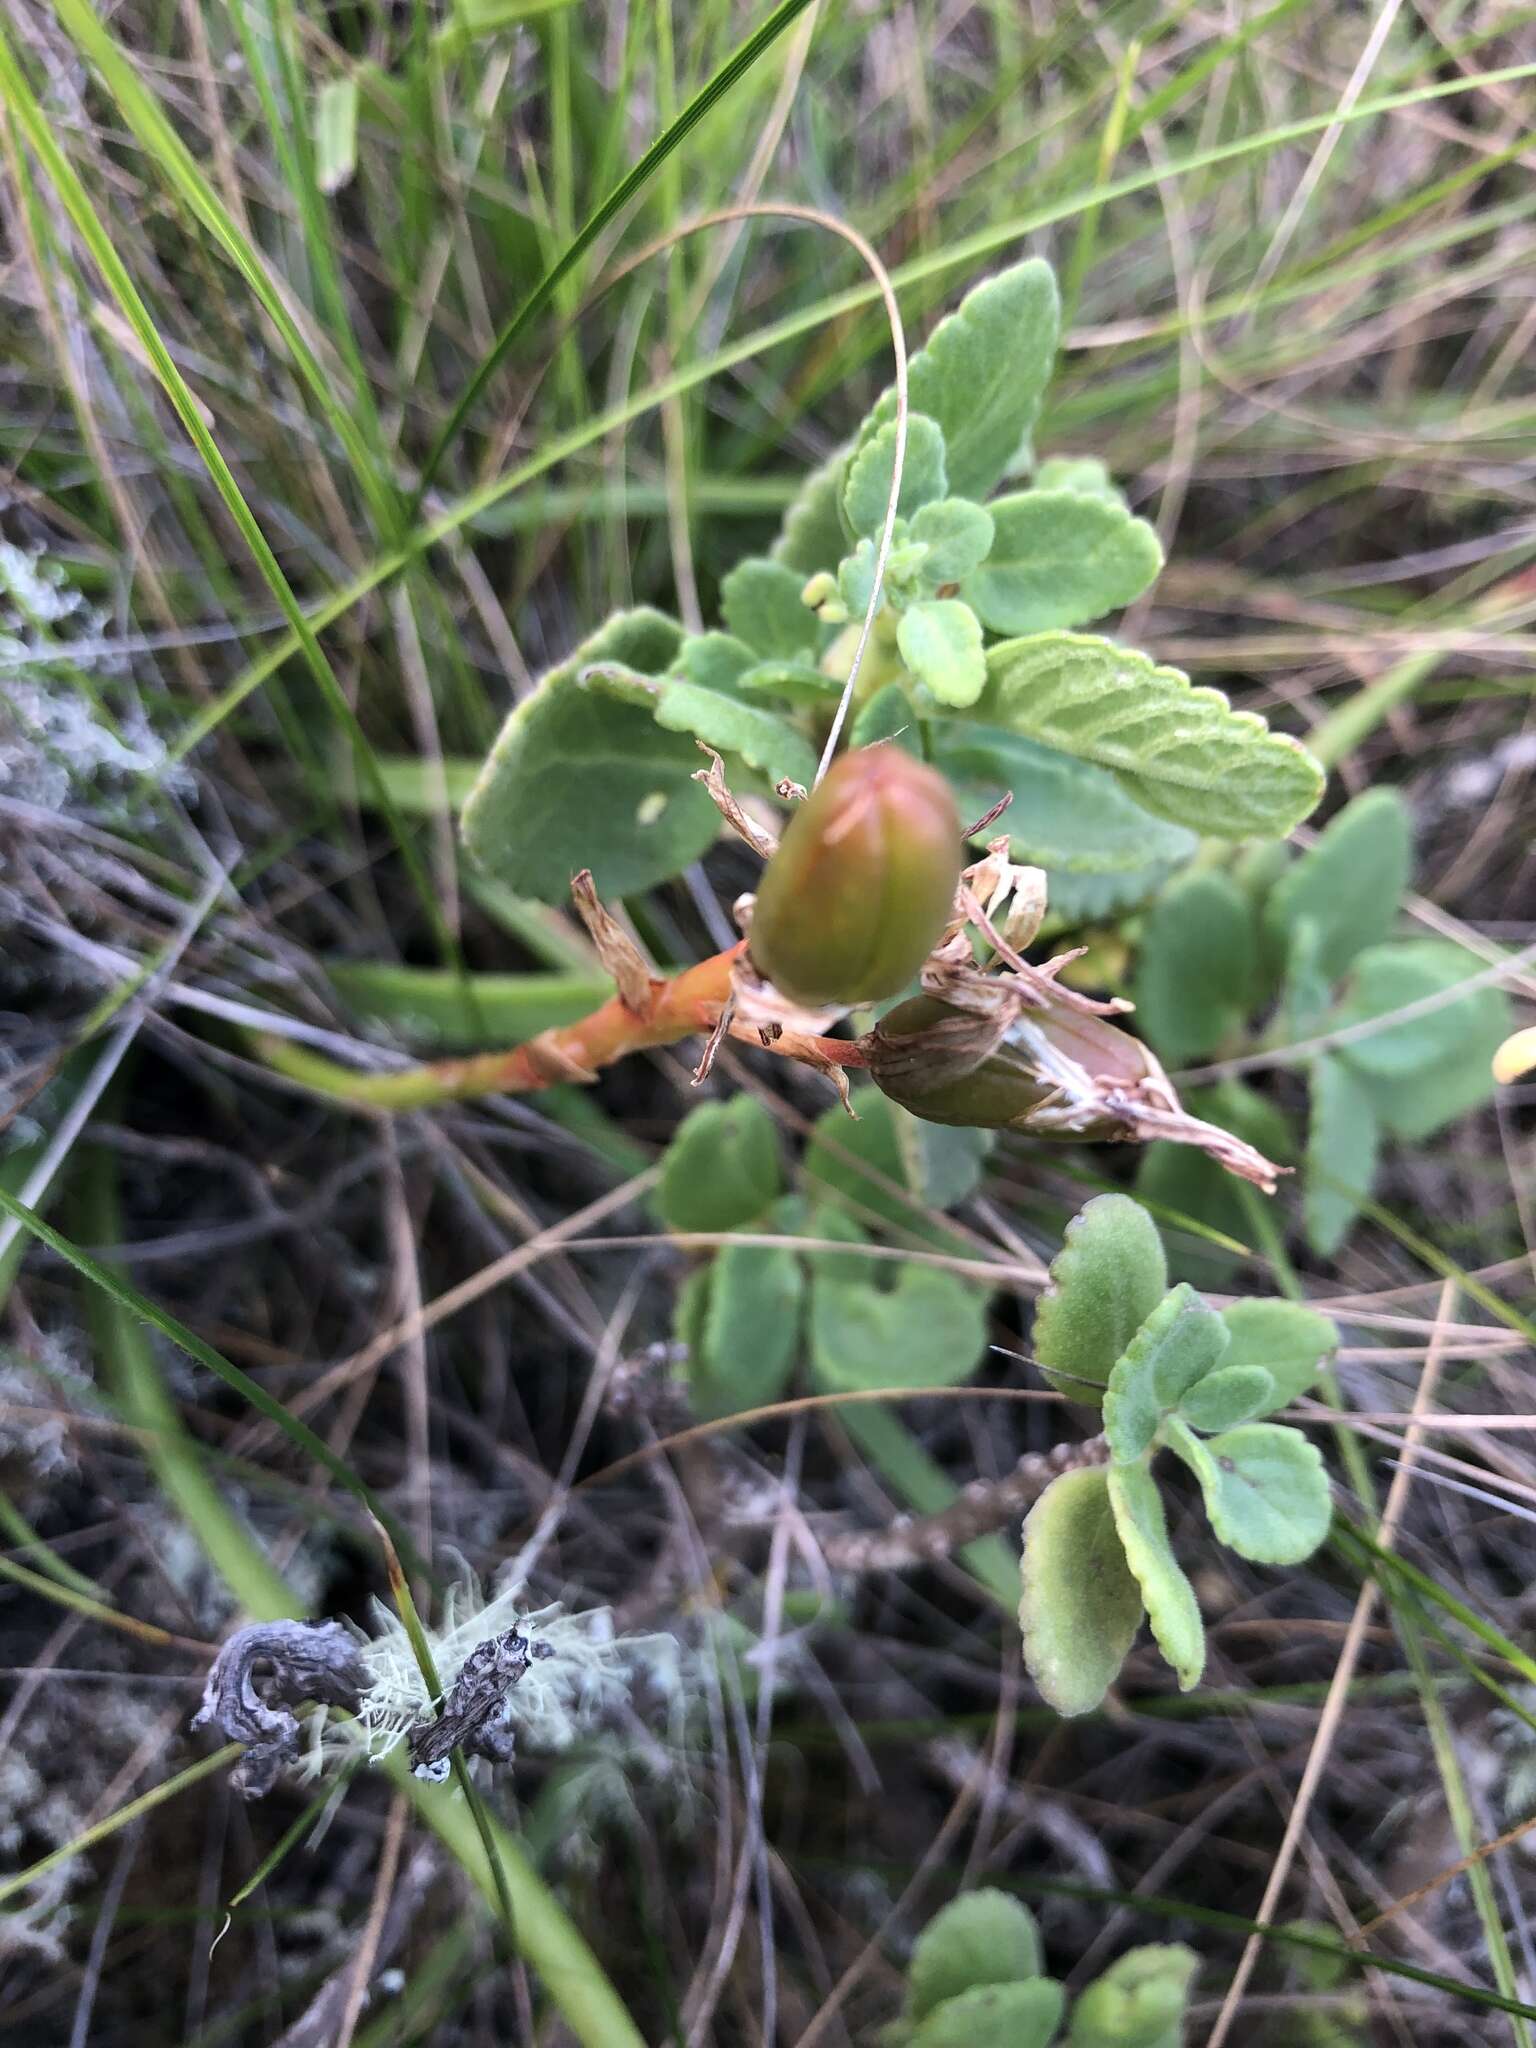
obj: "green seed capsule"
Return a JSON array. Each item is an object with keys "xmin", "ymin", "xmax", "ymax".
[
  {"xmin": 749, "ymin": 747, "xmax": 961, "ymax": 1008},
  {"xmin": 868, "ymin": 992, "xmax": 1159, "ymax": 1136}
]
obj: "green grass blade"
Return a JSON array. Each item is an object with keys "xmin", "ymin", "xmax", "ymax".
[
  {"xmin": 0, "ymin": 1746, "xmax": 241, "ymax": 1913},
  {"xmin": 46, "ymin": 0, "xmax": 401, "ymax": 538},
  {"xmin": 1335, "ymin": 1522, "xmax": 1536, "ymax": 1692},
  {"xmin": 0, "ymin": 1181, "xmax": 420, "ymax": 1572},
  {"xmin": 371, "ymin": 1522, "xmax": 647, "ymax": 2048},
  {"xmin": 0, "ymin": 1488, "xmax": 102, "ymax": 1600},
  {"xmin": 173, "ymin": 50, "xmax": 1536, "ymax": 773},
  {"xmin": 411, "ymin": 0, "xmax": 820, "ymax": 503},
  {"xmin": 78, "ymin": 1152, "xmax": 297, "ymax": 1621},
  {"xmin": 0, "ymin": 18, "xmax": 453, "ymax": 961}
]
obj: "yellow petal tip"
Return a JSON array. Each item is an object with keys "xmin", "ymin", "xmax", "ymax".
[{"xmin": 1492, "ymin": 1026, "xmax": 1536, "ymax": 1087}]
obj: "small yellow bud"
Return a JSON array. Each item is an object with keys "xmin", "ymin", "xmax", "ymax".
[{"xmin": 1493, "ymin": 1026, "xmax": 1536, "ymax": 1086}]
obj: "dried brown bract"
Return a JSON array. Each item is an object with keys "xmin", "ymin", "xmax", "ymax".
[
  {"xmin": 192, "ymin": 1620, "xmax": 369, "ymax": 1798},
  {"xmin": 407, "ymin": 1627, "xmax": 554, "ymax": 1782}
]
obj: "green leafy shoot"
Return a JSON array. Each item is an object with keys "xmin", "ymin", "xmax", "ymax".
[
  {"xmin": 889, "ymin": 1881, "xmax": 1195, "ymax": 2048},
  {"xmin": 1018, "ymin": 1197, "xmax": 1337, "ymax": 1715},
  {"xmin": 1132, "ymin": 789, "xmax": 1511, "ymax": 1259},
  {"xmin": 1033, "ymin": 1193, "xmax": 1167, "ymax": 1405},
  {"xmin": 460, "ymin": 254, "xmax": 1327, "ymax": 928}
]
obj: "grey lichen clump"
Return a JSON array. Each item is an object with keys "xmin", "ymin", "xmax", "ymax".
[
  {"xmin": 192, "ymin": 1580, "xmax": 682, "ymax": 1798},
  {"xmin": 193, "ymin": 1616, "xmax": 554, "ymax": 1794}
]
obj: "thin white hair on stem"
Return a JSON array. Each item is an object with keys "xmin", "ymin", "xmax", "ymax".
[
  {"xmin": 1378, "ymin": 1461, "xmax": 1536, "ymax": 1529},
  {"xmin": 591, "ymin": 202, "xmax": 908, "ymax": 788}
]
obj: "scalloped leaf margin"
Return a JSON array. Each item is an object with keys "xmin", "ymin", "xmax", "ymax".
[{"xmin": 979, "ymin": 632, "xmax": 1325, "ymax": 839}]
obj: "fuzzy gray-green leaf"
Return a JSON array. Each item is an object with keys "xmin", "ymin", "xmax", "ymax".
[
  {"xmin": 1170, "ymin": 1419, "xmax": 1332, "ymax": 1565},
  {"xmin": 659, "ymin": 1095, "xmax": 781, "ymax": 1234},
  {"xmin": 1033, "ymin": 1194, "xmax": 1168, "ymax": 1407},
  {"xmin": 910, "ymin": 1980, "xmax": 1065, "ymax": 2048},
  {"xmin": 963, "ymin": 489, "xmax": 1162, "ymax": 634},
  {"xmin": 736, "ymin": 657, "xmax": 840, "ymax": 708},
  {"xmin": 804, "ymin": 1090, "xmax": 960, "ymax": 1246},
  {"xmin": 1266, "ymin": 787, "xmax": 1411, "ymax": 984},
  {"xmin": 905, "ymin": 1890, "xmax": 1042, "ymax": 2022},
  {"xmin": 1106, "ymin": 1461, "xmax": 1205, "ymax": 1691},
  {"xmin": 652, "ymin": 678, "xmax": 817, "ymax": 787},
  {"xmin": 850, "ymin": 681, "xmax": 921, "ymax": 751},
  {"xmin": 858, "ymin": 259, "xmax": 1061, "ymax": 501},
  {"xmin": 1133, "ymin": 870, "xmax": 1257, "ymax": 1065},
  {"xmin": 897, "ymin": 598, "xmax": 986, "ymax": 707},
  {"xmin": 1032, "ymin": 454, "xmax": 1125, "ymax": 507},
  {"xmin": 908, "ymin": 498, "xmax": 995, "ymax": 584},
  {"xmin": 979, "ymin": 633, "xmax": 1325, "ymax": 839},
  {"xmin": 461, "ymin": 608, "xmax": 716, "ymax": 903},
  {"xmin": 810, "ymin": 1266, "xmax": 988, "ymax": 1394},
  {"xmin": 1303, "ymin": 1053, "xmax": 1379, "ymax": 1258},
  {"xmin": 1219, "ymin": 1299, "xmax": 1336, "ymax": 1412},
  {"xmin": 721, "ymin": 557, "xmax": 821, "ymax": 661},
  {"xmin": 1019, "ymin": 1465, "xmax": 1143, "ymax": 1716},
  {"xmin": 1176, "ymin": 1364, "xmax": 1276, "ymax": 1433},
  {"xmin": 689, "ymin": 1242, "xmax": 804, "ymax": 1422},
  {"xmin": 1102, "ymin": 1284, "xmax": 1229, "ymax": 1462},
  {"xmin": 843, "ymin": 414, "xmax": 948, "ymax": 538},
  {"xmin": 771, "ymin": 447, "xmax": 849, "ymax": 574},
  {"xmin": 1332, "ymin": 941, "xmax": 1510, "ymax": 1136},
  {"xmin": 933, "ymin": 727, "xmax": 1196, "ymax": 879},
  {"xmin": 1067, "ymin": 1943, "xmax": 1199, "ymax": 2048}
]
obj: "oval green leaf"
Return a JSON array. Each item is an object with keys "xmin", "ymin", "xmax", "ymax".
[
  {"xmin": 1170, "ymin": 1419, "xmax": 1332, "ymax": 1565},
  {"xmin": 1106, "ymin": 1462, "xmax": 1205, "ymax": 1691},
  {"xmin": 659, "ymin": 1095, "xmax": 781, "ymax": 1233},
  {"xmin": 1176, "ymin": 1364, "xmax": 1276, "ymax": 1434},
  {"xmin": 1019, "ymin": 1465, "xmax": 1143, "ymax": 1717},
  {"xmin": 979, "ymin": 633, "xmax": 1325, "ymax": 840},
  {"xmin": 461, "ymin": 608, "xmax": 717, "ymax": 902},
  {"xmin": 1102, "ymin": 1284, "xmax": 1229, "ymax": 1462},
  {"xmin": 963, "ymin": 488, "xmax": 1162, "ymax": 635},
  {"xmin": 911, "ymin": 1979, "xmax": 1066, "ymax": 2048},
  {"xmin": 906, "ymin": 1889, "xmax": 1042, "ymax": 2022},
  {"xmin": 1033, "ymin": 1194, "xmax": 1168, "ymax": 1407},
  {"xmin": 1219, "ymin": 1299, "xmax": 1336, "ymax": 1412}
]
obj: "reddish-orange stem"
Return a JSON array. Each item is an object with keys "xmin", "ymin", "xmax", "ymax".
[{"xmin": 257, "ymin": 944, "xmax": 867, "ymax": 1111}]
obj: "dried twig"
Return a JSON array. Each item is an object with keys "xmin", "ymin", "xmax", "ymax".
[{"xmin": 821, "ymin": 1434, "xmax": 1109, "ymax": 1574}]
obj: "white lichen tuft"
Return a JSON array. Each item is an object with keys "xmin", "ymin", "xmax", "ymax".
[
  {"xmin": 0, "ymin": 1335, "xmax": 91, "ymax": 1480},
  {"xmin": 301, "ymin": 1564, "xmax": 685, "ymax": 1779},
  {"xmin": 0, "ymin": 541, "xmax": 182, "ymax": 814}
]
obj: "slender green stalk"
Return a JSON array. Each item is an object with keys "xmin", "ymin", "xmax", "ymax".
[
  {"xmin": 0, "ymin": 1747, "xmax": 242, "ymax": 1913},
  {"xmin": 0, "ymin": 1489, "xmax": 102, "ymax": 1601},
  {"xmin": 0, "ymin": 1183, "xmax": 422, "ymax": 1573},
  {"xmin": 373, "ymin": 1519, "xmax": 647, "ymax": 2048}
]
